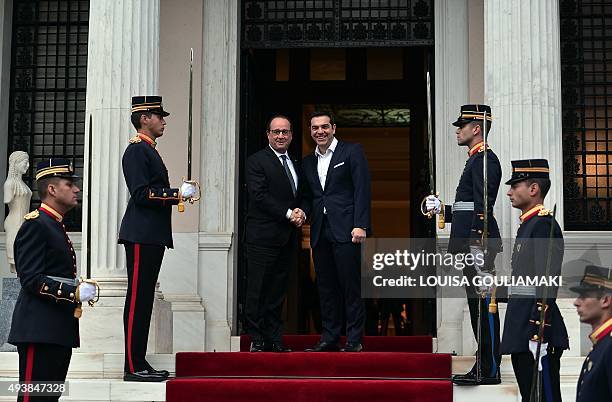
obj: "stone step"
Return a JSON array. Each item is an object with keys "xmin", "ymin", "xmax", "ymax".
[
  {"xmin": 0, "ymin": 377, "xmax": 579, "ymax": 402},
  {"xmin": 0, "ymin": 353, "xmax": 175, "ymax": 379},
  {"xmin": 452, "ymin": 355, "xmax": 584, "ymax": 380},
  {"xmin": 0, "ymin": 378, "xmax": 165, "ymax": 402},
  {"xmin": 0, "ymin": 353, "xmax": 581, "ymax": 401}
]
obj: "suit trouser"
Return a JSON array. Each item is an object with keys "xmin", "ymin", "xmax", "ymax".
[
  {"xmin": 312, "ymin": 217, "xmax": 365, "ymax": 344},
  {"xmin": 17, "ymin": 343, "xmax": 72, "ymax": 402},
  {"xmin": 244, "ymin": 234, "xmax": 295, "ymax": 343},
  {"xmin": 123, "ymin": 242, "xmax": 165, "ymax": 373},
  {"xmin": 511, "ymin": 347, "xmax": 563, "ymax": 402},
  {"xmin": 464, "ymin": 263, "xmax": 501, "ymax": 377}
]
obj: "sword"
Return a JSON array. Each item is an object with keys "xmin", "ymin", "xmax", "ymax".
[
  {"xmin": 75, "ymin": 114, "xmax": 100, "ymax": 318},
  {"xmin": 178, "ymin": 47, "xmax": 201, "ymax": 213},
  {"xmin": 420, "ymin": 70, "xmax": 445, "ymax": 229},
  {"xmin": 529, "ymin": 205, "xmax": 558, "ymax": 402}
]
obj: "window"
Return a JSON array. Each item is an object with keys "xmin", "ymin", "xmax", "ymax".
[
  {"xmin": 561, "ymin": 0, "xmax": 612, "ymax": 229},
  {"xmin": 242, "ymin": 0, "xmax": 433, "ymax": 48},
  {"xmin": 8, "ymin": 0, "xmax": 89, "ymax": 231}
]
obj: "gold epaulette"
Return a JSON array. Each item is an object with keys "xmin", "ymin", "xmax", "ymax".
[
  {"xmin": 129, "ymin": 136, "xmax": 142, "ymax": 144},
  {"xmin": 538, "ymin": 208, "xmax": 552, "ymax": 216},
  {"xmin": 24, "ymin": 210, "xmax": 39, "ymax": 220}
]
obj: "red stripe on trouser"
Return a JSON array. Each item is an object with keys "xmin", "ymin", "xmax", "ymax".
[
  {"xmin": 23, "ymin": 344, "xmax": 35, "ymax": 402},
  {"xmin": 127, "ymin": 244, "xmax": 141, "ymax": 373}
]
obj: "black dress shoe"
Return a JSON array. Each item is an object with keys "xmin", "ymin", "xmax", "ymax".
[
  {"xmin": 145, "ymin": 362, "xmax": 170, "ymax": 377},
  {"xmin": 269, "ymin": 342, "xmax": 292, "ymax": 352},
  {"xmin": 340, "ymin": 343, "xmax": 363, "ymax": 352},
  {"xmin": 124, "ymin": 369, "xmax": 168, "ymax": 382},
  {"xmin": 452, "ymin": 370, "xmax": 500, "ymax": 385},
  {"xmin": 250, "ymin": 341, "xmax": 267, "ymax": 352},
  {"xmin": 304, "ymin": 341, "xmax": 339, "ymax": 352},
  {"xmin": 147, "ymin": 368, "xmax": 170, "ymax": 377}
]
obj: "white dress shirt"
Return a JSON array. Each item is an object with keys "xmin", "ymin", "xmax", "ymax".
[
  {"xmin": 315, "ymin": 137, "xmax": 338, "ymax": 191},
  {"xmin": 315, "ymin": 137, "xmax": 338, "ymax": 215},
  {"xmin": 269, "ymin": 145, "xmax": 298, "ymax": 219}
]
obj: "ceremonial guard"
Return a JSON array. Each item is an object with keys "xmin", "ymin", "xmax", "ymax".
[
  {"xmin": 572, "ymin": 265, "xmax": 611, "ymax": 402},
  {"xmin": 425, "ymin": 105, "xmax": 502, "ymax": 385},
  {"xmin": 118, "ymin": 96, "xmax": 197, "ymax": 381},
  {"xmin": 502, "ymin": 159, "xmax": 568, "ymax": 402},
  {"xmin": 8, "ymin": 159, "xmax": 98, "ymax": 401}
]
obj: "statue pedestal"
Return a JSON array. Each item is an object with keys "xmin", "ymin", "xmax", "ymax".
[{"xmin": 0, "ymin": 277, "xmax": 19, "ymax": 351}]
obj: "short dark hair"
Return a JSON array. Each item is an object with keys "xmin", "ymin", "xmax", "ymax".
[
  {"xmin": 131, "ymin": 111, "xmax": 153, "ymax": 130},
  {"xmin": 267, "ymin": 114, "xmax": 292, "ymax": 131},
  {"xmin": 526, "ymin": 178, "xmax": 551, "ymax": 198},
  {"xmin": 310, "ymin": 111, "xmax": 336, "ymax": 126},
  {"xmin": 37, "ymin": 176, "xmax": 63, "ymax": 201},
  {"xmin": 468, "ymin": 120, "xmax": 492, "ymax": 136}
]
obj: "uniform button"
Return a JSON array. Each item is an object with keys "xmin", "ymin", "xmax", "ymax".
[
  {"xmin": 163, "ymin": 192, "xmax": 167, "ymax": 197},
  {"xmin": 535, "ymin": 321, "xmax": 541, "ymax": 325},
  {"xmin": 44, "ymin": 285, "xmax": 49, "ymax": 291},
  {"xmin": 480, "ymin": 217, "xmax": 484, "ymax": 220},
  {"xmin": 173, "ymin": 192, "xmax": 178, "ymax": 197},
  {"xmin": 538, "ymin": 307, "xmax": 543, "ymax": 312},
  {"xmin": 57, "ymin": 290, "xmax": 62, "ymax": 296},
  {"xmin": 478, "ymin": 230, "xmax": 482, "ymax": 234},
  {"xmin": 70, "ymin": 292, "xmax": 74, "ymax": 298}
]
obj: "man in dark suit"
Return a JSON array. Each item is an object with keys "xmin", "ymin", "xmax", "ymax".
[
  {"xmin": 118, "ymin": 96, "xmax": 197, "ymax": 381},
  {"xmin": 300, "ymin": 111, "xmax": 371, "ymax": 352},
  {"xmin": 244, "ymin": 115, "xmax": 303, "ymax": 352},
  {"xmin": 572, "ymin": 265, "xmax": 611, "ymax": 402},
  {"xmin": 502, "ymin": 159, "xmax": 568, "ymax": 402},
  {"xmin": 425, "ymin": 105, "xmax": 502, "ymax": 385},
  {"xmin": 9, "ymin": 158, "xmax": 98, "ymax": 401}
]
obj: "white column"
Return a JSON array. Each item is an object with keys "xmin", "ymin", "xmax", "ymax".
[
  {"xmin": 485, "ymin": 0, "xmax": 564, "ymax": 237},
  {"xmin": 434, "ymin": 0, "xmax": 471, "ymax": 355},
  {"xmin": 83, "ymin": 0, "xmax": 160, "ymax": 283},
  {"xmin": 198, "ymin": 0, "xmax": 239, "ymax": 351},
  {"xmin": 79, "ymin": 0, "xmax": 172, "ymax": 353},
  {"xmin": 485, "ymin": 0, "xmax": 581, "ymax": 356}
]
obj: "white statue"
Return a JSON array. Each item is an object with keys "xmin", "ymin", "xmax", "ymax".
[{"xmin": 4, "ymin": 151, "xmax": 31, "ymax": 273}]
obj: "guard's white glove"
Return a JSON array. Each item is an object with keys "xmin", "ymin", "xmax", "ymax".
[
  {"xmin": 425, "ymin": 195, "xmax": 441, "ymax": 214},
  {"xmin": 528, "ymin": 340, "xmax": 548, "ymax": 371},
  {"xmin": 180, "ymin": 182, "xmax": 197, "ymax": 199},
  {"xmin": 470, "ymin": 246, "xmax": 492, "ymax": 293},
  {"xmin": 78, "ymin": 282, "xmax": 97, "ymax": 302}
]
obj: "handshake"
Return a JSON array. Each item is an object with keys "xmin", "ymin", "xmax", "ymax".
[{"xmin": 289, "ymin": 208, "xmax": 306, "ymax": 227}]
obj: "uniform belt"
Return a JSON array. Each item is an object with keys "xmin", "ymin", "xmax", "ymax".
[
  {"xmin": 47, "ymin": 275, "xmax": 78, "ymax": 286},
  {"xmin": 509, "ymin": 286, "xmax": 536, "ymax": 296},
  {"xmin": 452, "ymin": 201, "xmax": 475, "ymax": 212}
]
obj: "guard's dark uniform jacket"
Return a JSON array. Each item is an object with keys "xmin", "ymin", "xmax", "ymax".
[
  {"xmin": 445, "ymin": 142, "xmax": 502, "ymax": 254},
  {"xmin": 577, "ymin": 317, "xmax": 612, "ymax": 402},
  {"xmin": 118, "ymin": 134, "xmax": 180, "ymax": 248},
  {"xmin": 8, "ymin": 204, "xmax": 79, "ymax": 348},
  {"xmin": 500, "ymin": 205, "xmax": 569, "ymax": 354}
]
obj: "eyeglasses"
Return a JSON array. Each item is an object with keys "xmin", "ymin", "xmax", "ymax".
[{"xmin": 269, "ymin": 129, "xmax": 292, "ymax": 136}]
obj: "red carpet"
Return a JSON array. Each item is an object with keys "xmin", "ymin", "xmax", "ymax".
[
  {"xmin": 239, "ymin": 335, "xmax": 432, "ymax": 352},
  {"xmin": 175, "ymin": 352, "xmax": 450, "ymax": 379},
  {"xmin": 167, "ymin": 336, "xmax": 452, "ymax": 402},
  {"xmin": 166, "ymin": 378, "xmax": 451, "ymax": 402}
]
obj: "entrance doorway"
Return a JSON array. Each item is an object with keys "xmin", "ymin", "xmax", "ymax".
[{"xmin": 238, "ymin": 46, "xmax": 436, "ymax": 337}]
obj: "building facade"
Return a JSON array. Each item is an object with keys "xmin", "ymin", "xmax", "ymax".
[{"xmin": 0, "ymin": 0, "xmax": 610, "ymax": 367}]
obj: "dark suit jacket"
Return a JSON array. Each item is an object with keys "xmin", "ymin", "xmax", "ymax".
[
  {"xmin": 118, "ymin": 136, "xmax": 180, "ymax": 248},
  {"xmin": 9, "ymin": 208, "xmax": 80, "ymax": 348},
  {"xmin": 301, "ymin": 140, "xmax": 372, "ymax": 247},
  {"xmin": 245, "ymin": 146, "xmax": 301, "ymax": 247}
]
